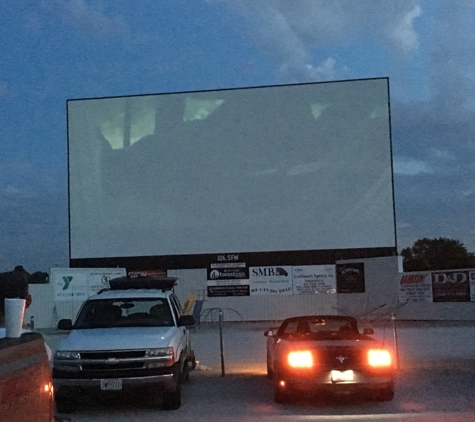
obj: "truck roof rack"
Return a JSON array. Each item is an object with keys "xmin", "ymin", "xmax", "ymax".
[{"xmin": 108, "ymin": 276, "xmax": 178, "ymax": 291}]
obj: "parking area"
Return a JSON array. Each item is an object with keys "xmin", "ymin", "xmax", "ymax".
[{"xmin": 42, "ymin": 320, "xmax": 475, "ymax": 421}]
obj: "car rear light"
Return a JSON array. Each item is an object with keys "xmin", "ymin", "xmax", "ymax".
[
  {"xmin": 367, "ymin": 349, "xmax": 392, "ymax": 367},
  {"xmin": 287, "ymin": 350, "xmax": 313, "ymax": 368}
]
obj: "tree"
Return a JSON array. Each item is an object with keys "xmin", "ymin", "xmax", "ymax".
[{"xmin": 401, "ymin": 237, "xmax": 475, "ymax": 272}]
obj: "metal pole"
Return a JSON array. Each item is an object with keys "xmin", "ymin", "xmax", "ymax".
[
  {"xmin": 391, "ymin": 313, "xmax": 400, "ymax": 370},
  {"xmin": 219, "ymin": 308, "xmax": 225, "ymax": 377}
]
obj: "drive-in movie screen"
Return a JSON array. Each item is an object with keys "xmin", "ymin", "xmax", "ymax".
[{"xmin": 67, "ymin": 78, "xmax": 395, "ymax": 262}]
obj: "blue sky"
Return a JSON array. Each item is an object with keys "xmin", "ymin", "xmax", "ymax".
[{"xmin": 1, "ymin": 0, "xmax": 475, "ymax": 272}]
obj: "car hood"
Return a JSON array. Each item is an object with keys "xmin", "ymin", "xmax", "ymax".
[{"xmin": 57, "ymin": 326, "xmax": 178, "ymax": 351}]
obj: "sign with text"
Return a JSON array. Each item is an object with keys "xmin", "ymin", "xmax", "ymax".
[
  {"xmin": 432, "ymin": 270, "xmax": 471, "ymax": 302},
  {"xmin": 249, "ymin": 266, "xmax": 292, "ymax": 295},
  {"xmin": 52, "ymin": 268, "xmax": 126, "ymax": 301},
  {"xmin": 207, "ymin": 284, "xmax": 250, "ymax": 297},
  {"xmin": 336, "ymin": 263, "xmax": 365, "ymax": 293},
  {"xmin": 292, "ymin": 265, "xmax": 336, "ymax": 294},
  {"xmin": 398, "ymin": 273, "xmax": 433, "ymax": 302},
  {"xmin": 208, "ymin": 262, "xmax": 249, "ymax": 280}
]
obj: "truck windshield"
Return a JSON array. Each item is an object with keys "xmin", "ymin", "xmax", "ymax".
[{"xmin": 74, "ymin": 298, "xmax": 174, "ymax": 328}]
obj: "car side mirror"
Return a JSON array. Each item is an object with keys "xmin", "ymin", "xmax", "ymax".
[
  {"xmin": 264, "ymin": 329, "xmax": 275, "ymax": 337},
  {"xmin": 178, "ymin": 315, "xmax": 195, "ymax": 326},
  {"xmin": 58, "ymin": 319, "xmax": 73, "ymax": 330},
  {"xmin": 363, "ymin": 327, "xmax": 374, "ymax": 335}
]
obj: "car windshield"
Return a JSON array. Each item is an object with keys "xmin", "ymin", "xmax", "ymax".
[
  {"xmin": 278, "ymin": 316, "xmax": 360, "ymax": 340},
  {"xmin": 74, "ymin": 298, "xmax": 174, "ymax": 329}
]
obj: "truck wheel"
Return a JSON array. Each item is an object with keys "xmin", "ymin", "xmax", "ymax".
[
  {"xmin": 55, "ymin": 391, "xmax": 77, "ymax": 414},
  {"xmin": 162, "ymin": 358, "xmax": 184, "ymax": 410},
  {"xmin": 182, "ymin": 358, "xmax": 190, "ymax": 382},
  {"xmin": 162, "ymin": 385, "xmax": 181, "ymax": 410}
]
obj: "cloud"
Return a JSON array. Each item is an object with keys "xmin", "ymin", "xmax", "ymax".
[
  {"xmin": 387, "ymin": 4, "xmax": 422, "ymax": 55},
  {"xmin": 0, "ymin": 161, "xmax": 68, "ymax": 272},
  {"xmin": 279, "ymin": 58, "xmax": 337, "ymax": 82},
  {"xmin": 393, "ymin": 157, "xmax": 432, "ymax": 175},
  {"xmin": 213, "ymin": 0, "xmax": 422, "ymax": 81},
  {"xmin": 55, "ymin": 0, "xmax": 131, "ymax": 40}
]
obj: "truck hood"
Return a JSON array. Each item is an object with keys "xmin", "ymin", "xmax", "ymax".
[{"xmin": 57, "ymin": 326, "xmax": 178, "ymax": 351}]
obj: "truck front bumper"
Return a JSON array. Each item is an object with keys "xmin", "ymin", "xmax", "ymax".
[{"xmin": 53, "ymin": 373, "xmax": 177, "ymax": 393}]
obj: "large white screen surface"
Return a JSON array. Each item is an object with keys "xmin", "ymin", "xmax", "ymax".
[{"xmin": 68, "ymin": 78, "xmax": 395, "ymax": 259}]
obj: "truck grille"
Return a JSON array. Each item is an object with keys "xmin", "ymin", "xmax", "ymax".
[
  {"xmin": 80, "ymin": 350, "xmax": 145, "ymax": 359},
  {"xmin": 53, "ymin": 348, "xmax": 174, "ymax": 379}
]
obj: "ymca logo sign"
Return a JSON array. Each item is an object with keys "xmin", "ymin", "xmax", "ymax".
[{"xmin": 62, "ymin": 276, "xmax": 73, "ymax": 290}]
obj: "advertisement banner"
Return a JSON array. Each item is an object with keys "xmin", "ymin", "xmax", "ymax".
[
  {"xmin": 52, "ymin": 268, "xmax": 126, "ymax": 301},
  {"xmin": 471, "ymin": 271, "xmax": 475, "ymax": 302},
  {"xmin": 398, "ymin": 273, "xmax": 433, "ymax": 302},
  {"xmin": 292, "ymin": 265, "xmax": 336, "ymax": 294},
  {"xmin": 249, "ymin": 266, "xmax": 292, "ymax": 296},
  {"xmin": 88, "ymin": 269, "xmax": 126, "ymax": 295},
  {"xmin": 207, "ymin": 285, "xmax": 250, "ymax": 297},
  {"xmin": 336, "ymin": 263, "xmax": 365, "ymax": 293},
  {"xmin": 208, "ymin": 262, "xmax": 249, "ymax": 280},
  {"xmin": 432, "ymin": 270, "xmax": 471, "ymax": 302}
]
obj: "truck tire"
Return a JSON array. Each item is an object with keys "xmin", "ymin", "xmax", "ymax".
[
  {"xmin": 162, "ymin": 356, "xmax": 184, "ymax": 410},
  {"xmin": 55, "ymin": 390, "xmax": 77, "ymax": 414},
  {"xmin": 162, "ymin": 385, "xmax": 181, "ymax": 410}
]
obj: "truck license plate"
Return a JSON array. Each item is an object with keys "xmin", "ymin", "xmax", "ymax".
[{"xmin": 101, "ymin": 379, "xmax": 122, "ymax": 390}]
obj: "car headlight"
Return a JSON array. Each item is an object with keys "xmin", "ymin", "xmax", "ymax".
[
  {"xmin": 54, "ymin": 350, "xmax": 80, "ymax": 360},
  {"xmin": 367, "ymin": 349, "xmax": 392, "ymax": 367},
  {"xmin": 287, "ymin": 350, "xmax": 314, "ymax": 368},
  {"xmin": 145, "ymin": 347, "xmax": 174, "ymax": 357}
]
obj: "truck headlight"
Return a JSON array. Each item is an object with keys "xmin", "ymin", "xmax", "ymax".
[
  {"xmin": 54, "ymin": 350, "xmax": 80, "ymax": 360},
  {"xmin": 145, "ymin": 347, "xmax": 174, "ymax": 357}
]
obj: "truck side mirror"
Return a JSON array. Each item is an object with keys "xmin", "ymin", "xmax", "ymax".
[
  {"xmin": 57, "ymin": 319, "xmax": 73, "ymax": 330},
  {"xmin": 178, "ymin": 315, "xmax": 195, "ymax": 326}
]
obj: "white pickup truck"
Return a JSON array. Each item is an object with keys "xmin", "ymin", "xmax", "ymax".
[{"xmin": 52, "ymin": 277, "xmax": 195, "ymax": 413}]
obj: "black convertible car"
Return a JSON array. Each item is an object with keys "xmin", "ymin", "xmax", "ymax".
[{"xmin": 264, "ymin": 315, "xmax": 395, "ymax": 403}]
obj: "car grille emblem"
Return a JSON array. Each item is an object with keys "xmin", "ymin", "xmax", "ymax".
[{"xmin": 335, "ymin": 355, "xmax": 347, "ymax": 363}]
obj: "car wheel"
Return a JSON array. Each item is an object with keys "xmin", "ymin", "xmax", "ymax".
[
  {"xmin": 162, "ymin": 385, "xmax": 182, "ymax": 410},
  {"xmin": 266, "ymin": 352, "xmax": 274, "ymax": 379},
  {"xmin": 374, "ymin": 386, "xmax": 395, "ymax": 402},
  {"xmin": 273, "ymin": 372, "xmax": 289, "ymax": 403}
]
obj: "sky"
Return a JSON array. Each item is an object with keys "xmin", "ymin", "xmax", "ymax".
[{"xmin": 1, "ymin": 0, "xmax": 475, "ymax": 273}]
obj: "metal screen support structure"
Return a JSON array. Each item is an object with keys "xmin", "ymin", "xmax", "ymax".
[{"xmin": 219, "ymin": 309, "xmax": 225, "ymax": 377}]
